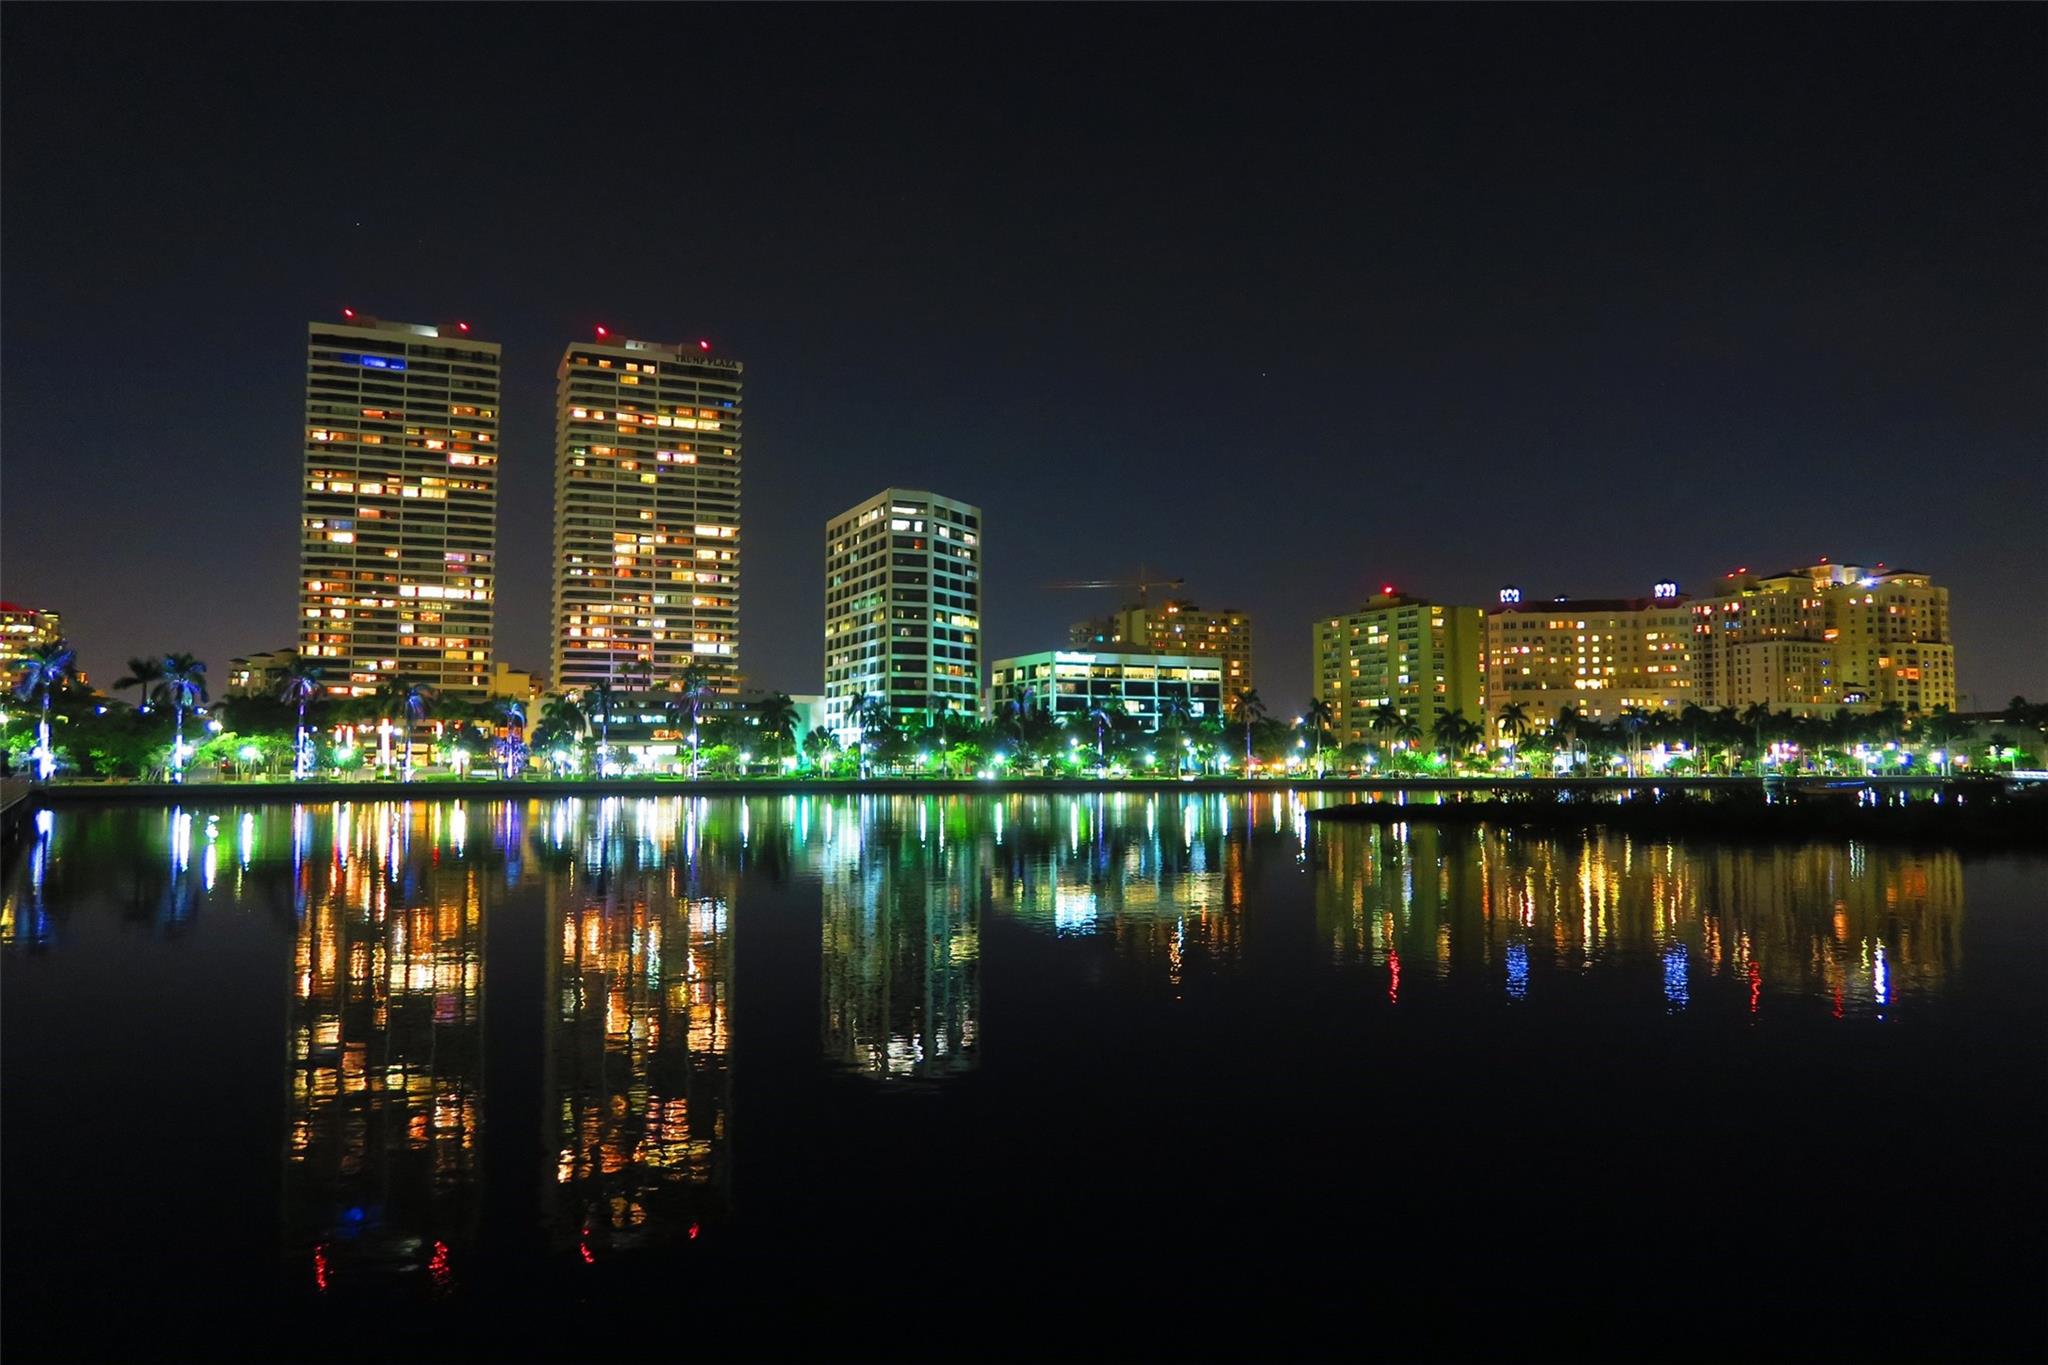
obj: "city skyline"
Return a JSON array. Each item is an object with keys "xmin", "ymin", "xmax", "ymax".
[{"xmin": 3, "ymin": 8, "xmax": 2042, "ymax": 709}]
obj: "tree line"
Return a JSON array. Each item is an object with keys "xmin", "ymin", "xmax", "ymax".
[{"xmin": 7, "ymin": 637, "xmax": 2043, "ymax": 782}]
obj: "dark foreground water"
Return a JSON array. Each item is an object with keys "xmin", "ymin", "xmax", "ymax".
[{"xmin": 3, "ymin": 794, "xmax": 2043, "ymax": 1363}]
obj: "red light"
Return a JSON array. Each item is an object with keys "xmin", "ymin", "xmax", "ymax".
[
  {"xmin": 1381, "ymin": 584, "xmax": 1394, "ymax": 595},
  {"xmin": 341, "ymin": 308, "xmax": 355, "ymax": 320},
  {"xmin": 595, "ymin": 325, "xmax": 609, "ymax": 338},
  {"xmin": 698, "ymin": 339, "xmax": 710, "ymax": 351},
  {"xmin": 688, "ymin": 1222, "xmax": 701, "ymax": 1240},
  {"xmin": 457, "ymin": 322, "xmax": 470, "ymax": 333}
]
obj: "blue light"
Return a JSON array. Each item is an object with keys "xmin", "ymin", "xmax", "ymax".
[
  {"xmin": 339, "ymin": 353, "xmax": 407, "ymax": 371},
  {"xmin": 1662, "ymin": 943, "xmax": 1689, "ymax": 1012}
]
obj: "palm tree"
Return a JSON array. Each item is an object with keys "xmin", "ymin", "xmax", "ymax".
[
  {"xmin": 852, "ymin": 693, "xmax": 891, "ymax": 778},
  {"xmin": 530, "ymin": 694, "xmax": 584, "ymax": 771},
  {"xmin": 1368, "ymin": 702, "xmax": 1404, "ymax": 766},
  {"xmin": 1004, "ymin": 686, "xmax": 1039, "ymax": 747},
  {"xmin": 1617, "ymin": 707, "xmax": 1652, "ymax": 775},
  {"xmin": 1552, "ymin": 705, "xmax": 1583, "ymax": 771},
  {"xmin": 752, "ymin": 692, "xmax": 800, "ymax": 768},
  {"xmin": 1430, "ymin": 713, "xmax": 1481, "ymax": 768},
  {"xmin": 1496, "ymin": 701, "xmax": 1532, "ymax": 746},
  {"xmin": 1081, "ymin": 696, "xmax": 1117, "ymax": 762},
  {"xmin": 114, "ymin": 656, "xmax": 164, "ymax": 713},
  {"xmin": 274, "ymin": 654, "xmax": 324, "ymax": 780},
  {"xmin": 802, "ymin": 726, "xmax": 834, "ymax": 774},
  {"xmin": 156, "ymin": 653, "xmax": 208, "ymax": 782},
  {"xmin": 1302, "ymin": 698, "xmax": 1335, "ymax": 770},
  {"xmin": 1392, "ymin": 714, "xmax": 1423, "ymax": 767},
  {"xmin": 679, "ymin": 665, "xmax": 718, "ymax": 777},
  {"xmin": 585, "ymin": 681, "xmax": 620, "ymax": 775},
  {"xmin": 373, "ymin": 675, "xmax": 433, "ymax": 779},
  {"xmin": 1227, "ymin": 687, "xmax": 1266, "ymax": 769},
  {"xmin": 12, "ymin": 639, "xmax": 77, "ymax": 782},
  {"xmin": 1738, "ymin": 701, "xmax": 1773, "ymax": 773}
]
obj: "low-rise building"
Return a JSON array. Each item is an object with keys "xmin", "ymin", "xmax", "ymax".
[
  {"xmin": 226, "ymin": 647, "xmax": 300, "ymax": 697},
  {"xmin": 2, "ymin": 602, "xmax": 62, "ymax": 679},
  {"xmin": 486, "ymin": 661, "xmax": 545, "ymax": 705},
  {"xmin": 1314, "ymin": 590, "xmax": 1485, "ymax": 744},
  {"xmin": 1069, "ymin": 598, "xmax": 1253, "ymax": 696},
  {"xmin": 988, "ymin": 650, "xmax": 1224, "ymax": 731}
]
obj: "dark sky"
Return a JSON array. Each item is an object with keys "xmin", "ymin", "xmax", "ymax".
[{"xmin": 4, "ymin": 6, "xmax": 2043, "ymax": 709}]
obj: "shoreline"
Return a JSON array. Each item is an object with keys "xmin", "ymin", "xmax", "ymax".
[
  {"xmin": 4, "ymin": 772, "xmax": 2001, "ymax": 808},
  {"xmin": 1306, "ymin": 788, "xmax": 2045, "ymax": 850}
]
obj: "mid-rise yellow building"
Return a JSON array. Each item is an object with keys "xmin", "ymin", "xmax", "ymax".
[
  {"xmin": 1070, "ymin": 599, "xmax": 1253, "ymax": 696},
  {"xmin": 1314, "ymin": 591, "xmax": 1484, "ymax": 744},
  {"xmin": 1485, "ymin": 582, "xmax": 1696, "ymax": 729},
  {"xmin": 1691, "ymin": 560, "xmax": 1956, "ymax": 713}
]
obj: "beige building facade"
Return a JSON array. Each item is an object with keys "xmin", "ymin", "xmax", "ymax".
[
  {"xmin": 1691, "ymin": 561, "xmax": 1956, "ymax": 713},
  {"xmin": 1485, "ymin": 583, "xmax": 1695, "ymax": 729}
]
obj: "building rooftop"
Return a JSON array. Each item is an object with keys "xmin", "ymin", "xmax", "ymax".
[{"xmin": 316, "ymin": 313, "xmax": 490, "ymax": 343}]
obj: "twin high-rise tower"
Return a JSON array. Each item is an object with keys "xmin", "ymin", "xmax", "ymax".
[
  {"xmin": 298, "ymin": 317, "xmax": 502, "ymax": 696},
  {"xmin": 551, "ymin": 334, "xmax": 743, "ymax": 693},
  {"xmin": 297, "ymin": 317, "xmax": 744, "ymax": 698}
]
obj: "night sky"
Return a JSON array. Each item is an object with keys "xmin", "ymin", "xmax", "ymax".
[{"xmin": 4, "ymin": 7, "xmax": 2042, "ymax": 709}]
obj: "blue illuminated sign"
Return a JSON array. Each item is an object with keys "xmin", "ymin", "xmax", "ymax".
[{"xmin": 339, "ymin": 353, "xmax": 407, "ymax": 371}]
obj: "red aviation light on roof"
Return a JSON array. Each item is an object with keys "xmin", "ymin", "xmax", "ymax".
[
  {"xmin": 342, "ymin": 307, "xmax": 356, "ymax": 320},
  {"xmin": 1381, "ymin": 584, "xmax": 1395, "ymax": 596},
  {"xmin": 595, "ymin": 325, "xmax": 609, "ymax": 338},
  {"xmin": 457, "ymin": 321, "xmax": 470, "ymax": 333},
  {"xmin": 698, "ymin": 339, "xmax": 711, "ymax": 351}
]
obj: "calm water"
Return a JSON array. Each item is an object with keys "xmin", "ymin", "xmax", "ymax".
[{"xmin": 3, "ymin": 793, "xmax": 2043, "ymax": 1362}]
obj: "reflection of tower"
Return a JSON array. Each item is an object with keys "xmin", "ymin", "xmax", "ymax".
[
  {"xmin": 819, "ymin": 798, "xmax": 979, "ymax": 1080},
  {"xmin": 284, "ymin": 804, "xmax": 484, "ymax": 1293},
  {"xmin": 0, "ymin": 810, "xmax": 56, "ymax": 949},
  {"xmin": 542, "ymin": 803, "xmax": 733, "ymax": 1256}
]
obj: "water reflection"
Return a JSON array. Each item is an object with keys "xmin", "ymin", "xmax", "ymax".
[
  {"xmin": 1313, "ymin": 823, "xmax": 1962, "ymax": 1016},
  {"xmin": 539, "ymin": 804, "xmax": 733, "ymax": 1256},
  {"xmin": 0, "ymin": 791, "xmax": 1985, "ymax": 1314},
  {"xmin": 285, "ymin": 804, "xmax": 485, "ymax": 1295},
  {"xmin": 818, "ymin": 798, "xmax": 979, "ymax": 1081}
]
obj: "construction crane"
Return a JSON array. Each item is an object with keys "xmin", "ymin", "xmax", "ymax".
[{"xmin": 1042, "ymin": 569, "xmax": 1185, "ymax": 607}]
